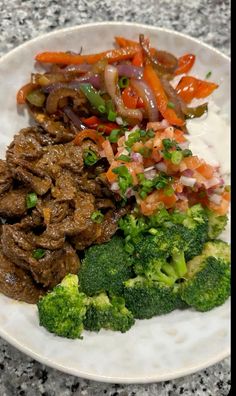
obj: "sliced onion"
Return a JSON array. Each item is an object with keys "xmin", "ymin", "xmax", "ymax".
[
  {"xmin": 46, "ymin": 87, "xmax": 79, "ymax": 114},
  {"xmin": 104, "ymin": 65, "xmax": 143, "ymax": 125},
  {"xmin": 160, "ymin": 77, "xmax": 185, "ymax": 121},
  {"xmin": 63, "ymin": 107, "xmax": 87, "ymax": 130},
  {"xmin": 117, "ymin": 64, "xmax": 143, "ymax": 79},
  {"xmin": 63, "ymin": 64, "xmax": 92, "ymax": 73},
  {"xmin": 155, "ymin": 162, "xmax": 167, "ymax": 172},
  {"xmin": 208, "ymin": 194, "xmax": 222, "ymax": 205},
  {"xmin": 42, "ymin": 75, "xmax": 101, "ymax": 93},
  {"xmin": 130, "ymin": 79, "xmax": 159, "ymax": 122},
  {"xmin": 76, "ymin": 74, "xmax": 101, "ymax": 89},
  {"xmin": 179, "ymin": 176, "xmax": 196, "ymax": 187}
]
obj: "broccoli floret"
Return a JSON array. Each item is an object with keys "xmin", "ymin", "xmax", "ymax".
[
  {"xmin": 133, "ymin": 229, "xmax": 189, "ymax": 284},
  {"xmin": 180, "ymin": 241, "xmax": 230, "ymax": 311},
  {"xmin": 37, "ymin": 274, "xmax": 87, "ymax": 339},
  {"xmin": 84, "ymin": 293, "xmax": 135, "ymax": 333},
  {"xmin": 124, "ymin": 276, "xmax": 185, "ymax": 319},
  {"xmin": 205, "ymin": 209, "xmax": 228, "ymax": 239},
  {"xmin": 118, "ymin": 214, "xmax": 149, "ymax": 253},
  {"xmin": 78, "ymin": 236, "xmax": 134, "ymax": 296},
  {"xmin": 202, "ymin": 240, "xmax": 230, "ymax": 261}
]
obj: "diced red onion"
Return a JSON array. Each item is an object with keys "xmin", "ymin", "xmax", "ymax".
[
  {"xmin": 178, "ymin": 141, "xmax": 190, "ymax": 150},
  {"xmin": 208, "ymin": 194, "xmax": 222, "ymax": 205},
  {"xmin": 176, "ymin": 192, "xmax": 187, "ymax": 200},
  {"xmin": 202, "ymin": 177, "xmax": 220, "ymax": 189},
  {"xmin": 117, "ymin": 64, "xmax": 143, "ymax": 79},
  {"xmin": 155, "ymin": 162, "xmax": 167, "ymax": 172},
  {"xmin": 147, "ymin": 119, "xmax": 170, "ymax": 131},
  {"xmin": 144, "ymin": 169, "xmax": 157, "ymax": 180},
  {"xmin": 131, "ymin": 152, "xmax": 143, "ymax": 163},
  {"xmin": 144, "ymin": 165, "xmax": 155, "ymax": 171},
  {"xmin": 116, "ymin": 116, "xmax": 124, "ymax": 125},
  {"xmin": 180, "ymin": 176, "xmax": 196, "ymax": 187},
  {"xmin": 125, "ymin": 187, "xmax": 136, "ymax": 198},
  {"xmin": 182, "ymin": 169, "xmax": 194, "ymax": 177},
  {"xmin": 110, "ymin": 182, "xmax": 120, "ymax": 192},
  {"xmin": 130, "ymin": 79, "xmax": 159, "ymax": 122}
]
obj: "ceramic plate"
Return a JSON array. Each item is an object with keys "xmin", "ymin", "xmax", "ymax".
[{"xmin": 0, "ymin": 22, "xmax": 230, "ymax": 383}]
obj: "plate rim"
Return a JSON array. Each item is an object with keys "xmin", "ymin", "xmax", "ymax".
[{"xmin": 0, "ymin": 21, "xmax": 231, "ymax": 383}]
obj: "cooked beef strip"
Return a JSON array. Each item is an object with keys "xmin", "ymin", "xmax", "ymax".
[
  {"xmin": 0, "ymin": 188, "xmax": 28, "ymax": 218},
  {"xmin": 0, "ymin": 160, "xmax": 13, "ymax": 195},
  {"xmin": 29, "ymin": 108, "xmax": 75, "ymax": 143},
  {"xmin": 1, "ymin": 225, "xmax": 80, "ymax": 288},
  {"xmin": 71, "ymin": 220, "xmax": 102, "ymax": 250},
  {"xmin": 95, "ymin": 207, "xmax": 129, "ymax": 244},
  {"xmin": 0, "ymin": 247, "xmax": 45, "ymax": 304}
]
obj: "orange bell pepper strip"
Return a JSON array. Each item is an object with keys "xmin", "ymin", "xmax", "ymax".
[
  {"xmin": 16, "ymin": 82, "xmax": 39, "ymax": 104},
  {"xmin": 176, "ymin": 76, "xmax": 218, "ymax": 103},
  {"xmin": 81, "ymin": 116, "xmax": 100, "ymax": 128},
  {"xmin": 143, "ymin": 64, "xmax": 185, "ymax": 127},
  {"xmin": 73, "ymin": 129, "xmax": 105, "ymax": 147},
  {"xmin": 132, "ymin": 50, "xmax": 144, "ymax": 67},
  {"xmin": 115, "ymin": 36, "xmax": 139, "ymax": 48},
  {"xmin": 35, "ymin": 46, "xmax": 138, "ymax": 65},
  {"xmin": 174, "ymin": 54, "xmax": 195, "ymax": 75}
]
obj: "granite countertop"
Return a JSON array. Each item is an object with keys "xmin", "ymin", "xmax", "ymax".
[{"xmin": 0, "ymin": 0, "xmax": 230, "ymax": 395}]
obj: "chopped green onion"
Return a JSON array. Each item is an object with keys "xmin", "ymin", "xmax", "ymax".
[
  {"xmin": 107, "ymin": 109, "xmax": 117, "ymax": 121},
  {"xmin": 118, "ymin": 76, "xmax": 129, "ymax": 88},
  {"xmin": 138, "ymin": 147, "xmax": 151, "ymax": 158},
  {"xmin": 126, "ymin": 130, "xmax": 141, "ymax": 147},
  {"xmin": 32, "ymin": 248, "xmax": 46, "ymax": 260},
  {"xmin": 182, "ymin": 149, "xmax": 192, "ymax": 157},
  {"xmin": 162, "ymin": 150, "xmax": 172, "ymax": 160},
  {"xmin": 140, "ymin": 130, "xmax": 147, "ymax": 137},
  {"xmin": 83, "ymin": 149, "xmax": 99, "ymax": 166},
  {"xmin": 80, "ymin": 83, "xmax": 106, "ymax": 111},
  {"xmin": 162, "ymin": 138, "xmax": 177, "ymax": 150},
  {"xmin": 26, "ymin": 192, "xmax": 38, "ymax": 209},
  {"xmin": 164, "ymin": 186, "xmax": 174, "ymax": 196},
  {"xmin": 205, "ymin": 71, "xmax": 212, "ymax": 79},
  {"xmin": 108, "ymin": 129, "xmax": 121, "ymax": 143},
  {"xmin": 118, "ymin": 154, "xmax": 131, "ymax": 162},
  {"xmin": 171, "ymin": 150, "xmax": 183, "ymax": 165},
  {"xmin": 98, "ymin": 104, "xmax": 106, "ymax": 113},
  {"xmin": 112, "ymin": 165, "xmax": 133, "ymax": 195},
  {"xmin": 167, "ymin": 101, "xmax": 175, "ymax": 109},
  {"xmin": 146, "ymin": 129, "xmax": 155, "ymax": 138},
  {"xmin": 91, "ymin": 210, "xmax": 104, "ymax": 223},
  {"xmin": 26, "ymin": 90, "xmax": 45, "ymax": 107}
]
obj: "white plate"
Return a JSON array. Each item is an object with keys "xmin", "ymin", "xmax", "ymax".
[{"xmin": 0, "ymin": 22, "xmax": 230, "ymax": 383}]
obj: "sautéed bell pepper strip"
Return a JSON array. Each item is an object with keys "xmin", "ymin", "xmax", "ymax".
[
  {"xmin": 176, "ymin": 76, "xmax": 218, "ymax": 104},
  {"xmin": 143, "ymin": 64, "xmax": 185, "ymax": 127},
  {"xmin": 132, "ymin": 50, "xmax": 144, "ymax": 67},
  {"xmin": 174, "ymin": 54, "xmax": 196, "ymax": 75},
  {"xmin": 35, "ymin": 46, "xmax": 139, "ymax": 65},
  {"xmin": 73, "ymin": 129, "xmax": 105, "ymax": 148},
  {"xmin": 16, "ymin": 83, "xmax": 39, "ymax": 104}
]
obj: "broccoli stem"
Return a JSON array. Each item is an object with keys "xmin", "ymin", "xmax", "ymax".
[
  {"xmin": 171, "ymin": 250, "xmax": 187, "ymax": 278},
  {"xmin": 155, "ymin": 270, "xmax": 177, "ymax": 286},
  {"xmin": 162, "ymin": 263, "xmax": 178, "ymax": 282}
]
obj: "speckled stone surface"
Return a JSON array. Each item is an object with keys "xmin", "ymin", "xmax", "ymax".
[{"xmin": 0, "ymin": 0, "xmax": 231, "ymax": 395}]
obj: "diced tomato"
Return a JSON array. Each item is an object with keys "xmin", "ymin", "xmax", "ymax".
[
  {"xmin": 196, "ymin": 163, "xmax": 214, "ymax": 179},
  {"xmin": 207, "ymin": 198, "xmax": 229, "ymax": 215},
  {"xmin": 173, "ymin": 129, "xmax": 187, "ymax": 143},
  {"xmin": 101, "ymin": 140, "xmax": 114, "ymax": 164},
  {"xmin": 105, "ymin": 161, "xmax": 120, "ymax": 183},
  {"xmin": 151, "ymin": 147, "xmax": 162, "ymax": 162},
  {"xmin": 140, "ymin": 189, "xmax": 177, "ymax": 215},
  {"xmin": 126, "ymin": 162, "xmax": 144, "ymax": 185},
  {"xmin": 98, "ymin": 122, "xmax": 119, "ymax": 135},
  {"xmin": 183, "ymin": 155, "xmax": 202, "ymax": 170}
]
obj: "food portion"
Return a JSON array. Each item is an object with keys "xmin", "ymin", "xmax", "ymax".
[{"xmin": 0, "ymin": 34, "xmax": 230, "ymax": 339}]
